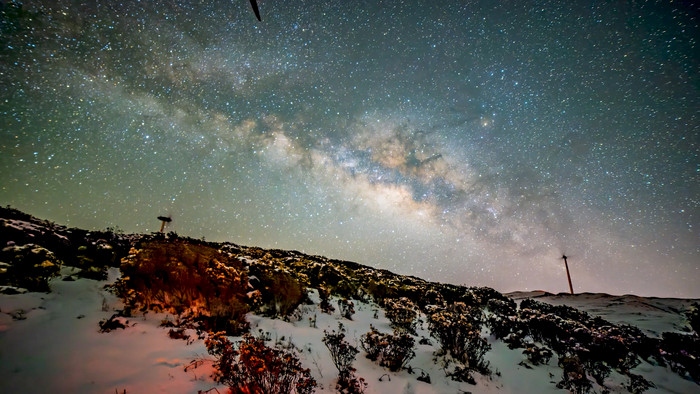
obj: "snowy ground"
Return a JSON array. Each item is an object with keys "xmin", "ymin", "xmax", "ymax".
[
  {"xmin": 507, "ymin": 291, "xmax": 697, "ymax": 337},
  {"xmin": 1, "ymin": 270, "xmax": 697, "ymax": 393}
]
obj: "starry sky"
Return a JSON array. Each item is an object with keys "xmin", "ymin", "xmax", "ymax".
[{"xmin": 1, "ymin": 0, "xmax": 698, "ymax": 297}]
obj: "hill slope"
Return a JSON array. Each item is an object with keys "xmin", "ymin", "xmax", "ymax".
[{"xmin": 1, "ymin": 207, "xmax": 698, "ymax": 393}]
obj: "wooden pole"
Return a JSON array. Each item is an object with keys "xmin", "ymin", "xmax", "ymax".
[{"xmin": 563, "ymin": 255, "xmax": 574, "ymax": 294}]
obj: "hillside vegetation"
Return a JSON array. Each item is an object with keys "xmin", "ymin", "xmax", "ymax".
[{"xmin": 1, "ymin": 206, "xmax": 698, "ymax": 393}]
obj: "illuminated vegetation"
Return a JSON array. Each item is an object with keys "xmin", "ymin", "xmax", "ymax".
[
  {"xmin": 115, "ymin": 239, "xmax": 250, "ymax": 334},
  {"xmin": 206, "ymin": 331, "xmax": 317, "ymax": 394},
  {"xmin": 2, "ymin": 207, "xmax": 699, "ymax": 391}
]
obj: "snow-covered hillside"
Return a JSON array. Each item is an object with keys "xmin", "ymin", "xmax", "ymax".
[{"xmin": 1, "ymin": 207, "xmax": 698, "ymax": 393}]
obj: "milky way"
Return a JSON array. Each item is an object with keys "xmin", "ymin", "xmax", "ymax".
[{"xmin": 1, "ymin": 0, "xmax": 697, "ymax": 297}]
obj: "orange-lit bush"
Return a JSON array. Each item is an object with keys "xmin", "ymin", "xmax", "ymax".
[
  {"xmin": 205, "ymin": 331, "xmax": 317, "ymax": 394},
  {"xmin": 116, "ymin": 240, "xmax": 249, "ymax": 334}
]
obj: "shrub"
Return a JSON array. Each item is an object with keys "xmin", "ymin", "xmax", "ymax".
[
  {"xmin": 365, "ymin": 279, "xmax": 398, "ymax": 302},
  {"xmin": 658, "ymin": 332, "xmax": 700, "ymax": 383},
  {"xmin": 338, "ymin": 298, "xmax": 355, "ymax": 320},
  {"xmin": 512, "ymin": 299, "xmax": 666, "ymax": 388},
  {"xmin": 522, "ymin": 345, "xmax": 553, "ymax": 366},
  {"xmin": 627, "ymin": 373, "xmax": 655, "ymax": 394},
  {"xmin": 323, "ymin": 323, "xmax": 358, "ymax": 375},
  {"xmin": 687, "ymin": 302, "xmax": 700, "ymax": 335},
  {"xmin": 323, "ymin": 323, "xmax": 365, "ymax": 392},
  {"xmin": 383, "ymin": 297, "xmax": 418, "ymax": 334},
  {"xmin": 168, "ymin": 327, "xmax": 190, "ymax": 341},
  {"xmin": 486, "ymin": 298, "xmax": 524, "ymax": 348},
  {"xmin": 0, "ymin": 243, "xmax": 61, "ymax": 292},
  {"xmin": 360, "ymin": 326, "xmax": 384, "ymax": 362},
  {"xmin": 116, "ymin": 240, "xmax": 249, "ymax": 334},
  {"xmin": 73, "ymin": 241, "xmax": 118, "ymax": 280},
  {"xmin": 556, "ymin": 356, "xmax": 592, "ymax": 394},
  {"xmin": 360, "ymin": 326, "xmax": 415, "ymax": 372},
  {"xmin": 319, "ymin": 286, "xmax": 335, "ymax": 314},
  {"xmin": 99, "ymin": 313, "xmax": 128, "ymax": 332},
  {"xmin": 249, "ymin": 264, "xmax": 306, "ymax": 318},
  {"xmin": 337, "ymin": 373, "xmax": 367, "ymax": 394},
  {"xmin": 205, "ymin": 331, "xmax": 317, "ymax": 394},
  {"xmin": 421, "ymin": 289, "xmax": 445, "ymax": 308},
  {"xmin": 428, "ymin": 303, "xmax": 490, "ymax": 379}
]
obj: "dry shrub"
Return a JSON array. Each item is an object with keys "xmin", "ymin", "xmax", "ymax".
[
  {"xmin": 250, "ymin": 264, "xmax": 306, "ymax": 318},
  {"xmin": 116, "ymin": 239, "xmax": 249, "ymax": 334},
  {"xmin": 0, "ymin": 244, "xmax": 61, "ymax": 292},
  {"xmin": 323, "ymin": 323, "xmax": 366, "ymax": 393},
  {"xmin": 361, "ymin": 326, "xmax": 415, "ymax": 372},
  {"xmin": 428, "ymin": 302, "xmax": 491, "ymax": 381},
  {"xmin": 206, "ymin": 331, "xmax": 317, "ymax": 394},
  {"xmin": 338, "ymin": 298, "xmax": 355, "ymax": 320},
  {"xmin": 383, "ymin": 297, "xmax": 418, "ymax": 334}
]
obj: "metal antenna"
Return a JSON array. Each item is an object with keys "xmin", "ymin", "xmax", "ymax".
[
  {"xmin": 157, "ymin": 216, "xmax": 172, "ymax": 233},
  {"xmin": 562, "ymin": 254, "xmax": 574, "ymax": 294}
]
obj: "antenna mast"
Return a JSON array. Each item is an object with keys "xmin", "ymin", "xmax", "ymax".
[{"xmin": 157, "ymin": 216, "xmax": 172, "ymax": 233}]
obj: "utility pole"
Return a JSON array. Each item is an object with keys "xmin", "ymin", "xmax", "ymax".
[{"xmin": 562, "ymin": 254, "xmax": 574, "ymax": 294}]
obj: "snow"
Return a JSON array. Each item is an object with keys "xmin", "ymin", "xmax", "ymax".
[
  {"xmin": 1, "ymin": 219, "xmax": 45, "ymax": 233},
  {"xmin": 508, "ymin": 291, "xmax": 698, "ymax": 337},
  {"xmin": 1, "ymin": 272, "xmax": 698, "ymax": 393},
  {"xmin": 0, "ymin": 268, "xmax": 215, "ymax": 393},
  {"xmin": 1, "ymin": 218, "xmax": 69, "ymax": 242}
]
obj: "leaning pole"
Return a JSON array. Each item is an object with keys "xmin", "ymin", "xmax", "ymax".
[{"xmin": 562, "ymin": 254, "xmax": 574, "ymax": 294}]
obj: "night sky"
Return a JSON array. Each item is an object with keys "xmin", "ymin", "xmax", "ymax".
[{"xmin": 1, "ymin": 1, "xmax": 697, "ymax": 297}]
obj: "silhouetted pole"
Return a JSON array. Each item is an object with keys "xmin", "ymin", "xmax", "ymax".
[
  {"xmin": 562, "ymin": 254, "xmax": 574, "ymax": 294},
  {"xmin": 249, "ymin": 0, "xmax": 261, "ymax": 21},
  {"xmin": 157, "ymin": 216, "xmax": 171, "ymax": 233}
]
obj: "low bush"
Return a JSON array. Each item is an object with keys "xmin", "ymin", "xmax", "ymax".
[
  {"xmin": 365, "ymin": 279, "xmax": 398, "ymax": 302},
  {"xmin": 323, "ymin": 323, "xmax": 358, "ymax": 375},
  {"xmin": 556, "ymin": 355, "xmax": 592, "ymax": 393},
  {"xmin": 658, "ymin": 332, "xmax": 700, "ymax": 383},
  {"xmin": 522, "ymin": 345, "xmax": 553, "ymax": 366},
  {"xmin": 383, "ymin": 297, "xmax": 418, "ymax": 334},
  {"xmin": 686, "ymin": 302, "xmax": 700, "ymax": 336},
  {"xmin": 99, "ymin": 313, "xmax": 128, "ymax": 332},
  {"xmin": 338, "ymin": 298, "xmax": 355, "ymax": 320},
  {"xmin": 420, "ymin": 289, "xmax": 445, "ymax": 309},
  {"xmin": 115, "ymin": 240, "xmax": 249, "ymax": 334},
  {"xmin": 428, "ymin": 302, "xmax": 490, "ymax": 380},
  {"xmin": 319, "ymin": 286, "xmax": 335, "ymax": 314},
  {"xmin": 627, "ymin": 373, "xmax": 656, "ymax": 394},
  {"xmin": 0, "ymin": 243, "xmax": 61, "ymax": 292},
  {"xmin": 360, "ymin": 326, "xmax": 415, "ymax": 372},
  {"xmin": 499, "ymin": 297, "xmax": 663, "ymax": 390},
  {"xmin": 205, "ymin": 331, "xmax": 317, "ymax": 394},
  {"xmin": 249, "ymin": 264, "xmax": 306, "ymax": 318},
  {"xmin": 323, "ymin": 323, "xmax": 366, "ymax": 392}
]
